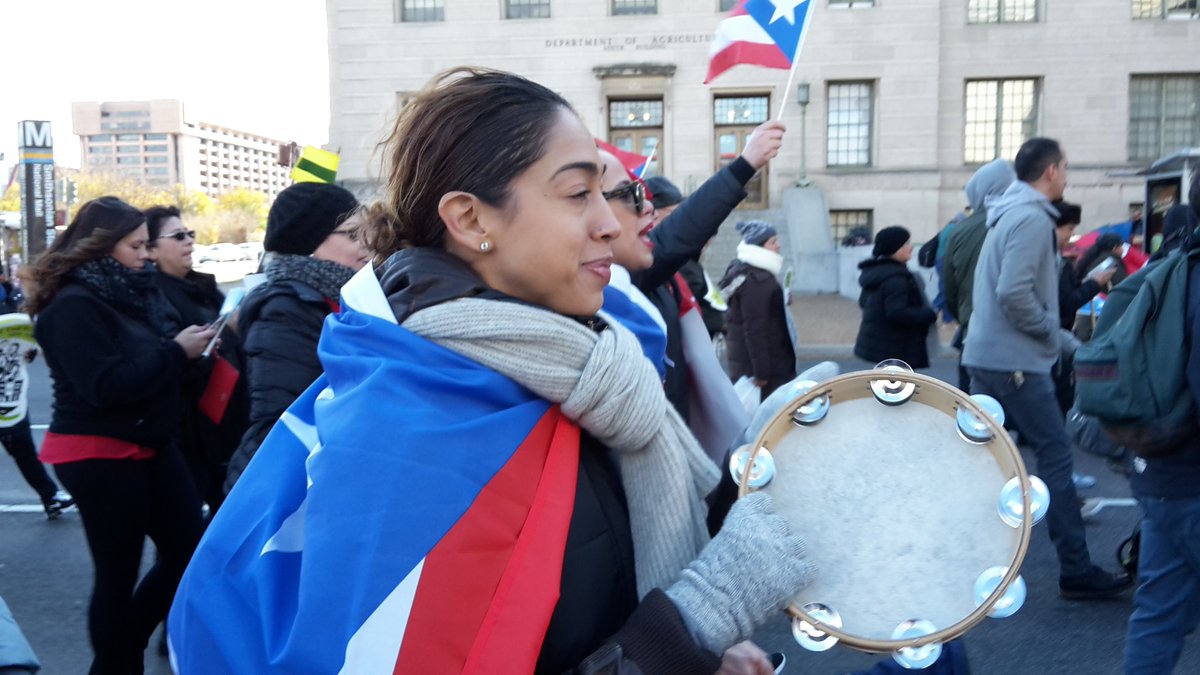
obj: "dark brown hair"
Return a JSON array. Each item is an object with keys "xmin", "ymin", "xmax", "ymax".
[
  {"xmin": 143, "ymin": 205, "xmax": 182, "ymax": 242},
  {"xmin": 366, "ymin": 67, "xmax": 574, "ymax": 257},
  {"xmin": 20, "ymin": 196, "xmax": 146, "ymax": 315}
]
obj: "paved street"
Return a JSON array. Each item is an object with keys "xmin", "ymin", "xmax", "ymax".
[{"xmin": 1, "ymin": 354, "xmax": 1196, "ymax": 674}]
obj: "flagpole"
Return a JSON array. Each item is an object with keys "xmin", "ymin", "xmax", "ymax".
[
  {"xmin": 638, "ymin": 139, "xmax": 660, "ymax": 179},
  {"xmin": 775, "ymin": 56, "xmax": 802, "ymax": 121}
]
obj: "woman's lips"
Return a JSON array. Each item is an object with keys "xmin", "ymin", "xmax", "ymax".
[
  {"xmin": 638, "ymin": 224, "xmax": 654, "ymax": 250},
  {"xmin": 583, "ymin": 256, "xmax": 613, "ymax": 283}
]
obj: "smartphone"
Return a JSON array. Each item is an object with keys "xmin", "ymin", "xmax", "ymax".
[{"xmin": 1096, "ymin": 257, "xmax": 1118, "ymax": 272}]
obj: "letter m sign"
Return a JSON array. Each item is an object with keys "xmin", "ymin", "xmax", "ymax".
[{"xmin": 18, "ymin": 121, "xmax": 53, "ymax": 149}]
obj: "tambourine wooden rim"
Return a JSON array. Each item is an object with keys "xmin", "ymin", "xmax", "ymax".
[{"xmin": 738, "ymin": 370, "xmax": 1033, "ymax": 653}]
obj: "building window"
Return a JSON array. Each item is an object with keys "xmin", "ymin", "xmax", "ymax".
[
  {"xmin": 831, "ymin": 210, "xmax": 874, "ymax": 246},
  {"xmin": 963, "ymin": 78, "xmax": 1039, "ymax": 164},
  {"xmin": 146, "ymin": 167, "xmax": 170, "ymax": 176},
  {"xmin": 827, "ymin": 82, "xmax": 873, "ymax": 167},
  {"xmin": 117, "ymin": 133, "xmax": 140, "ymax": 141},
  {"xmin": 398, "ymin": 0, "xmax": 444, "ymax": 22},
  {"xmin": 713, "ymin": 97, "xmax": 769, "ymax": 126},
  {"xmin": 1128, "ymin": 74, "xmax": 1200, "ymax": 161},
  {"xmin": 116, "ymin": 156, "xmax": 142, "ymax": 165},
  {"xmin": 1132, "ymin": 0, "xmax": 1199, "ymax": 19},
  {"xmin": 719, "ymin": 0, "xmax": 738, "ymax": 10},
  {"xmin": 89, "ymin": 134, "xmax": 113, "ymax": 142},
  {"xmin": 145, "ymin": 133, "xmax": 168, "ymax": 140},
  {"xmin": 715, "ymin": 95, "xmax": 770, "ymax": 209},
  {"xmin": 610, "ymin": 99, "xmax": 663, "ymax": 128},
  {"xmin": 829, "ymin": 0, "xmax": 875, "ymax": 7},
  {"xmin": 507, "ymin": 0, "xmax": 550, "ymax": 18},
  {"xmin": 612, "ymin": 0, "xmax": 656, "ymax": 15},
  {"xmin": 609, "ymin": 99, "xmax": 664, "ymax": 177},
  {"xmin": 117, "ymin": 145, "xmax": 139, "ymax": 154},
  {"xmin": 145, "ymin": 144, "xmax": 169, "ymax": 152},
  {"xmin": 967, "ymin": 0, "xmax": 1038, "ymax": 23},
  {"xmin": 89, "ymin": 146, "xmax": 114, "ymax": 154},
  {"xmin": 145, "ymin": 156, "xmax": 169, "ymax": 164}
]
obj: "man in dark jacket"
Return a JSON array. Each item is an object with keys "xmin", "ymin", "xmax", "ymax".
[
  {"xmin": 1123, "ymin": 176, "xmax": 1200, "ymax": 673},
  {"xmin": 853, "ymin": 226, "xmax": 937, "ymax": 369}
]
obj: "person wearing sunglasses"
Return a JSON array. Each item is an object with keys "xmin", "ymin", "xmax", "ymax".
[
  {"xmin": 145, "ymin": 206, "xmax": 249, "ymax": 514},
  {"xmin": 222, "ymin": 182, "xmax": 370, "ymax": 493},
  {"xmin": 598, "ymin": 120, "xmax": 785, "ymax": 427}
]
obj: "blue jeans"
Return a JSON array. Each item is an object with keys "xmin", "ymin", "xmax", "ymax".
[
  {"xmin": 968, "ymin": 368, "xmax": 1092, "ymax": 576},
  {"xmin": 1124, "ymin": 495, "xmax": 1200, "ymax": 674}
]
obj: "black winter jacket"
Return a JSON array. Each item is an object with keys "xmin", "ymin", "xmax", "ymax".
[
  {"xmin": 157, "ymin": 271, "xmax": 250, "ymax": 493},
  {"xmin": 1056, "ymin": 258, "xmax": 1103, "ymax": 331},
  {"xmin": 854, "ymin": 258, "xmax": 937, "ymax": 369},
  {"xmin": 719, "ymin": 260, "xmax": 793, "ymax": 387},
  {"xmin": 378, "ymin": 249, "xmax": 725, "ymax": 675},
  {"xmin": 222, "ymin": 278, "xmax": 332, "ymax": 492},
  {"xmin": 35, "ymin": 282, "xmax": 189, "ymax": 450},
  {"xmin": 634, "ymin": 157, "xmax": 754, "ymax": 421}
]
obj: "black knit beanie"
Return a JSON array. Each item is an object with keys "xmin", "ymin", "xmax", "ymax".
[
  {"xmin": 872, "ymin": 225, "xmax": 911, "ymax": 258},
  {"xmin": 644, "ymin": 176, "xmax": 683, "ymax": 210},
  {"xmin": 264, "ymin": 183, "xmax": 359, "ymax": 255}
]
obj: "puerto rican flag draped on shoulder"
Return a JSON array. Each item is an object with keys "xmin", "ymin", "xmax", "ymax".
[
  {"xmin": 595, "ymin": 139, "xmax": 652, "ymax": 177},
  {"xmin": 167, "ymin": 266, "xmax": 580, "ymax": 674},
  {"xmin": 705, "ymin": 0, "xmax": 813, "ymax": 84}
]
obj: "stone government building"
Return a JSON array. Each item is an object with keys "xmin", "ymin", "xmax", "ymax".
[{"xmin": 327, "ymin": 0, "xmax": 1199, "ymax": 290}]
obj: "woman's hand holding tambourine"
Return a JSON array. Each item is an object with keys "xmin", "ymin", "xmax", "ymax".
[{"xmin": 665, "ymin": 492, "xmax": 816, "ymax": 655}]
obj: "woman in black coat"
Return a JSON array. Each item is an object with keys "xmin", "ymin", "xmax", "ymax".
[
  {"xmin": 854, "ymin": 225, "xmax": 937, "ymax": 369},
  {"xmin": 221, "ymin": 182, "xmax": 370, "ymax": 493},
  {"xmin": 719, "ymin": 220, "xmax": 795, "ymax": 397},
  {"xmin": 145, "ymin": 206, "xmax": 249, "ymax": 512},
  {"xmin": 22, "ymin": 197, "xmax": 214, "ymax": 674}
]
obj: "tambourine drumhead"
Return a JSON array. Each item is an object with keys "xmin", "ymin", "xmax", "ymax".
[{"xmin": 740, "ymin": 371, "xmax": 1032, "ymax": 652}]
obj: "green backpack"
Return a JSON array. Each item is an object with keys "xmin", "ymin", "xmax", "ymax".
[{"xmin": 1074, "ymin": 237, "xmax": 1199, "ymax": 456}]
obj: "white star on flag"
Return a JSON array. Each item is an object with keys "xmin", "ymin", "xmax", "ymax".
[{"xmin": 768, "ymin": 0, "xmax": 807, "ymax": 25}]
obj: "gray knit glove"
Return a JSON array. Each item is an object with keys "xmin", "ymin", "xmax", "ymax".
[{"xmin": 664, "ymin": 492, "xmax": 816, "ymax": 654}]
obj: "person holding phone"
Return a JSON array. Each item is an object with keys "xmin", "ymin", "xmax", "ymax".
[{"xmin": 144, "ymin": 206, "xmax": 249, "ymax": 513}]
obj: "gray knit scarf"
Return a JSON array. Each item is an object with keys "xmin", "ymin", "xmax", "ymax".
[{"xmin": 402, "ymin": 298, "xmax": 720, "ymax": 597}]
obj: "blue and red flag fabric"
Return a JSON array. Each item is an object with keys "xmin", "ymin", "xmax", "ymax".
[
  {"xmin": 595, "ymin": 138, "xmax": 652, "ymax": 177},
  {"xmin": 705, "ymin": 0, "xmax": 813, "ymax": 84},
  {"xmin": 167, "ymin": 268, "xmax": 581, "ymax": 674}
]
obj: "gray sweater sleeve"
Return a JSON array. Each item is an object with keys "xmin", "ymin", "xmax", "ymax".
[{"xmin": 994, "ymin": 218, "xmax": 1058, "ymax": 342}]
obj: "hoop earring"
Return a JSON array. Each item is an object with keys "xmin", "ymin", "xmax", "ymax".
[{"xmin": 479, "ymin": 241, "xmax": 491, "ymax": 252}]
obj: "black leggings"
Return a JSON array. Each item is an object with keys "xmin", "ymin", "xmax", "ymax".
[
  {"xmin": 54, "ymin": 450, "xmax": 202, "ymax": 675},
  {"xmin": 1, "ymin": 420, "xmax": 58, "ymax": 503}
]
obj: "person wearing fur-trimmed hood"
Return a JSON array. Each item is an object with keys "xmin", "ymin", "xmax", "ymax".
[{"xmin": 719, "ymin": 220, "xmax": 795, "ymax": 397}]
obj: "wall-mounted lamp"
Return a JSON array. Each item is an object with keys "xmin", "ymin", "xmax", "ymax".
[{"xmin": 796, "ymin": 82, "xmax": 812, "ymax": 187}]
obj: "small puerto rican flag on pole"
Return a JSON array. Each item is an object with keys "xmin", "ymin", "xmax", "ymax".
[{"xmin": 705, "ymin": 0, "xmax": 813, "ymax": 84}]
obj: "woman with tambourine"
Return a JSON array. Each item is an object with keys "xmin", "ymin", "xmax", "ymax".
[{"xmin": 168, "ymin": 68, "xmax": 816, "ymax": 675}]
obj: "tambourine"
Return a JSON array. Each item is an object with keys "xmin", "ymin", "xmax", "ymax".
[{"xmin": 730, "ymin": 365, "xmax": 1048, "ymax": 668}]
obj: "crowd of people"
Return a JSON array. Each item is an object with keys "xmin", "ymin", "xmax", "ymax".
[{"xmin": 1, "ymin": 67, "xmax": 1198, "ymax": 675}]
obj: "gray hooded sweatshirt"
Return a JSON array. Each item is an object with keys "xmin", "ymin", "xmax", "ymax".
[{"xmin": 961, "ymin": 180, "xmax": 1062, "ymax": 373}]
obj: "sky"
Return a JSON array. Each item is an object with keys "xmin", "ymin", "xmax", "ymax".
[{"xmin": 1, "ymin": 0, "xmax": 329, "ymax": 181}]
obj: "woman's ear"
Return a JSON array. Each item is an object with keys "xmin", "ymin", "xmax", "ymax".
[{"xmin": 438, "ymin": 191, "xmax": 488, "ymax": 255}]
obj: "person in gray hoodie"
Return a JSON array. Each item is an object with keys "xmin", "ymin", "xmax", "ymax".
[
  {"xmin": 942, "ymin": 158, "xmax": 1017, "ymax": 391},
  {"xmin": 962, "ymin": 137, "xmax": 1133, "ymax": 601}
]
